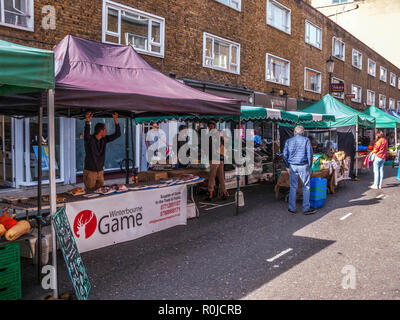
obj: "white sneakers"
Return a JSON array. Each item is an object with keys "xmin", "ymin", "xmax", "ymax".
[{"xmin": 370, "ymin": 185, "xmax": 382, "ymax": 189}]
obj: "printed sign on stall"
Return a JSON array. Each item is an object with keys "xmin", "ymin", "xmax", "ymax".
[{"xmin": 65, "ymin": 184, "xmax": 187, "ymax": 253}]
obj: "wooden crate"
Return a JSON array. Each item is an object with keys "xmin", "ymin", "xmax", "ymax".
[{"xmin": 137, "ymin": 170, "xmax": 169, "ymax": 183}]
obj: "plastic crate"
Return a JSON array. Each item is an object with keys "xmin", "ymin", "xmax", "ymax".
[
  {"xmin": 0, "ymin": 242, "xmax": 20, "ymax": 268},
  {"xmin": 0, "ymin": 262, "xmax": 21, "ymax": 300},
  {"xmin": 310, "ymin": 198, "xmax": 325, "ymax": 209}
]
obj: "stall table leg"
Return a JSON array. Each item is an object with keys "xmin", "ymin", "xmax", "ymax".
[{"xmin": 189, "ymin": 185, "xmax": 200, "ymax": 218}]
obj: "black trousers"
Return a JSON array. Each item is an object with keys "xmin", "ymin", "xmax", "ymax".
[{"xmin": 349, "ymin": 154, "xmax": 356, "ymax": 178}]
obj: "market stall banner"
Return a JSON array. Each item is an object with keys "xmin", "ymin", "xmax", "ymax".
[{"xmin": 65, "ymin": 185, "xmax": 187, "ymax": 253}]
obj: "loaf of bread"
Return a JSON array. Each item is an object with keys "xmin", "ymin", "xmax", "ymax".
[
  {"xmin": 5, "ymin": 220, "xmax": 31, "ymax": 241},
  {"xmin": 0, "ymin": 224, "xmax": 6, "ymax": 237}
]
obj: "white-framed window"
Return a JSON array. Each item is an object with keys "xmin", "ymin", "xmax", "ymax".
[
  {"xmin": 267, "ymin": 0, "xmax": 291, "ymax": 34},
  {"xmin": 380, "ymin": 66, "xmax": 387, "ymax": 82},
  {"xmin": 265, "ymin": 53, "xmax": 290, "ymax": 86},
  {"xmin": 397, "ymin": 101, "xmax": 400, "ymax": 113},
  {"xmin": 102, "ymin": 0, "xmax": 165, "ymax": 58},
  {"xmin": 379, "ymin": 94, "xmax": 386, "ymax": 108},
  {"xmin": 367, "ymin": 89, "xmax": 375, "ymax": 106},
  {"xmin": 352, "ymin": 49, "xmax": 362, "ymax": 70},
  {"xmin": 398, "ymin": 77, "xmax": 400, "ymax": 90},
  {"xmin": 351, "ymin": 84, "xmax": 362, "ymax": 103},
  {"xmin": 0, "ymin": 0, "xmax": 34, "ymax": 31},
  {"xmin": 390, "ymin": 72, "xmax": 396, "ymax": 87},
  {"xmin": 368, "ymin": 58, "xmax": 376, "ymax": 77},
  {"xmin": 389, "ymin": 98, "xmax": 396, "ymax": 109},
  {"xmin": 215, "ymin": 0, "xmax": 241, "ymax": 11},
  {"xmin": 331, "ymin": 77, "xmax": 344, "ymax": 99},
  {"xmin": 203, "ymin": 33, "xmax": 240, "ymax": 74},
  {"xmin": 305, "ymin": 20, "xmax": 322, "ymax": 49},
  {"xmin": 332, "ymin": 36, "xmax": 345, "ymax": 61},
  {"xmin": 304, "ymin": 67, "xmax": 321, "ymax": 93}
]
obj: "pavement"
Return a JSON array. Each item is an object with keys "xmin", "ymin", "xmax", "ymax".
[{"xmin": 19, "ymin": 166, "xmax": 400, "ymax": 300}]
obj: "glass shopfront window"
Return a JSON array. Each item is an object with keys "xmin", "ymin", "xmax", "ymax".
[
  {"xmin": 24, "ymin": 117, "xmax": 63, "ymax": 183},
  {"xmin": 75, "ymin": 117, "xmax": 127, "ymax": 173}
]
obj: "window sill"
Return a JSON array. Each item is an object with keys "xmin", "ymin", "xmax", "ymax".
[
  {"xmin": 0, "ymin": 22, "xmax": 34, "ymax": 32},
  {"xmin": 203, "ymin": 64, "xmax": 240, "ymax": 75},
  {"xmin": 266, "ymin": 79, "xmax": 290, "ymax": 87},
  {"xmin": 103, "ymin": 40, "xmax": 164, "ymax": 58},
  {"xmin": 352, "ymin": 64, "xmax": 362, "ymax": 70},
  {"xmin": 305, "ymin": 42, "xmax": 322, "ymax": 51},
  {"xmin": 333, "ymin": 55, "xmax": 345, "ymax": 62},
  {"xmin": 215, "ymin": 0, "xmax": 241, "ymax": 12},
  {"xmin": 266, "ymin": 22, "xmax": 291, "ymax": 35},
  {"xmin": 304, "ymin": 88, "xmax": 321, "ymax": 94}
]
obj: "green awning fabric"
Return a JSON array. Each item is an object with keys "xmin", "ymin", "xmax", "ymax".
[
  {"xmin": 0, "ymin": 40, "xmax": 54, "ymax": 95},
  {"xmin": 135, "ymin": 106, "xmax": 335, "ymax": 124},
  {"xmin": 362, "ymin": 105, "xmax": 400, "ymax": 129},
  {"xmin": 298, "ymin": 94, "xmax": 375, "ymax": 128}
]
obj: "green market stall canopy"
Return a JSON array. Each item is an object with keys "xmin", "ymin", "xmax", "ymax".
[
  {"xmin": 299, "ymin": 94, "xmax": 375, "ymax": 129},
  {"xmin": 362, "ymin": 105, "xmax": 400, "ymax": 129},
  {"xmin": 0, "ymin": 40, "xmax": 54, "ymax": 96},
  {"xmin": 135, "ymin": 106, "xmax": 335, "ymax": 124}
]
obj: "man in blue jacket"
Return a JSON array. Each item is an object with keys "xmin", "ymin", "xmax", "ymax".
[{"xmin": 283, "ymin": 125, "xmax": 316, "ymax": 215}]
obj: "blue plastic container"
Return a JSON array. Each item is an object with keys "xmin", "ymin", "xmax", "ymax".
[
  {"xmin": 358, "ymin": 146, "xmax": 367, "ymax": 151},
  {"xmin": 397, "ymin": 165, "xmax": 400, "ymax": 181},
  {"xmin": 310, "ymin": 198, "xmax": 326, "ymax": 209},
  {"xmin": 310, "ymin": 178, "xmax": 327, "ymax": 203},
  {"xmin": 310, "ymin": 192, "xmax": 327, "ymax": 201},
  {"xmin": 310, "ymin": 177, "xmax": 327, "ymax": 188}
]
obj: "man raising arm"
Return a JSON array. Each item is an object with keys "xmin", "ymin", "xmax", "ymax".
[{"xmin": 83, "ymin": 112, "xmax": 121, "ymax": 191}]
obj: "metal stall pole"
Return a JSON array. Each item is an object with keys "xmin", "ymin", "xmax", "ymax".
[
  {"xmin": 125, "ymin": 117, "xmax": 130, "ymax": 185},
  {"xmin": 130, "ymin": 116, "xmax": 135, "ymax": 180},
  {"xmin": 355, "ymin": 123, "xmax": 359, "ymax": 177},
  {"xmin": 48, "ymin": 89, "xmax": 58, "ymax": 299},
  {"xmin": 235, "ymin": 120, "xmax": 241, "ymax": 216},
  {"xmin": 272, "ymin": 122, "xmax": 276, "ymax": 184},
  {"xmin": 37, "ymin": 103, "xmax": 43, "ymax": 283},
  {"xmin": 395, "ymin": 127, "xmax": 398, "ymax": 149}
]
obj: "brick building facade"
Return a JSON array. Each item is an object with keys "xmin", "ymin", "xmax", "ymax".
[{"xmin": 1, "ymin": 0, "xmax": 399, "ymax": 111}]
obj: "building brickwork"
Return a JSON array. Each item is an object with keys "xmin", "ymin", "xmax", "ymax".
[{"xmin": 1, "ymin": 0, "xmax": 399, "ymax": 111}]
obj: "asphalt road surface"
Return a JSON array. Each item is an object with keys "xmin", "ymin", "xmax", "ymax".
[{"xmin": 21, "ymin": 167, "xmax": 400, "ymax": 300}]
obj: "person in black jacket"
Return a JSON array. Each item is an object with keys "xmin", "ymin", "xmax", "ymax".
[{"xmin": 83, "ymin": 112, "xmax": 121, "ymax": 191}]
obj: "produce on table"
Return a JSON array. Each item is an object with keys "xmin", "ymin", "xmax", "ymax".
[
  {"xmin": 5, "ymin": 220, "xmax": 31, "ymax": 241},
  {"xmin": 0, "ymin": 224, "xmax": 6, "ymax": 237},
  {"xmin": 0, "ymin": 213, "xmax": 17, "ymax": 230},
  {"xmin": 42, "ymin": 195, "xmax": 67, "ymax": 202},
  {"xmin": 68, "ymin": 187, "xmax": 86, "ymax": 196}
]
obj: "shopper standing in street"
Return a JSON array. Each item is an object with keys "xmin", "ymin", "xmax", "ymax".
[
  {"xmin": 84, "ymin": 112, "xmax": 121, "ymax": 191},
  {"xmin": 370, "ymin": 130, "xmax": 388, "ymax": 189},
  {"xmin": 283, "ymin": 125, "xmax": 316, "ymax": 215}
]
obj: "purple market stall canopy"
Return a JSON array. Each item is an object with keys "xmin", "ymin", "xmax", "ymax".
[
  {"xmin": 53, "ymin": 35, "xmax": 240, "ymax": 118},
  {"xmin": 0, "ymin": 35, "xmax": 240, "ymax": 118}
]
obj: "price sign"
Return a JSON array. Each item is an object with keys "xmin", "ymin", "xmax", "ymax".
[{"xmin": 53, "ymin": 207, "xmax": 91, "ymax": 300}]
